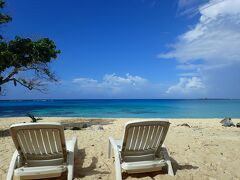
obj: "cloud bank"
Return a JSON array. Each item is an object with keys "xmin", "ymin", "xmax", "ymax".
[
  {"xmin": 71, "ymin": 74, "xmax": 164, "ymax": 98},
  {"xmin": 160, "ymin": 0, "xmax": 240, "ymax": 98}
]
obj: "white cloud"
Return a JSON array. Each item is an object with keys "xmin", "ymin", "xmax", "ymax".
[
  {"xmin": 166, "ymin": 77, "xmax": 205, "ymax": 95},
  {"xmin": 178, "ymin": 72, "xmax": 199, "ymax": 77},
  {"xmin": 72, "ymin": 74, "xmax": 147, "ymax": 90},
  {"xmin": 72, "ymin": 78, "xmax": 98, "ymax": 88},
  {"xmin": 71, "ymin": 74, "xmax": 162, "ymax": 98},
  {"xmin": 160, "ymin": 0, "xmax": 240, "ymax": 64},
  {"xmin": 160, "ymin": 0, "xmax": 240, "ymax": 98},
  {"xmin": 102, "ymin": 73, "xmax": 147, "ymax": 87},
  {"xmin": 200, "ymin": 0, "xmax": 240, "ymax": 20}
]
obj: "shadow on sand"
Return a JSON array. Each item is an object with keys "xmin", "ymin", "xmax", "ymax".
[
  {"xmin": 123, "ymin": 157, "xmax": 199, "ymax": 179},
  {"xmin": 0, "ymin": 129, "xmax": 10, "ymax": 137},
  {"xmin": 74, "ymin": 148, "xmax": 110, "ymax": 178}
]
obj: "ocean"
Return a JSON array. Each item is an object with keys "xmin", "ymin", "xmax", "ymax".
[{"xmin": 0, "ymin": 99, "xmax": 240, "ymax": 118}]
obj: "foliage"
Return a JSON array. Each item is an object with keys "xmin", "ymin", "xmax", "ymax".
[
  {"xmin": 0, "ymin": 0, "xmax": 60, "ymax": 93},
  {"xmin": 26, "ymin": 113, "xmax": 43, "ymax": 123},
  {"xmin": 0, "ymin": 0, "xmax": 11, "ymax": 25}
]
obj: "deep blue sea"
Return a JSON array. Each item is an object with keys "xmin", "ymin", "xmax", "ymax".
[{"xmin": 0, "ymin": 99, "xmax": 240, "ymax": 118}]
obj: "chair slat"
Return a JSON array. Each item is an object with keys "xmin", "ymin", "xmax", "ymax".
[
  {"xmin": 130, "ymin": 127, "xmax": 139, "ymax": 150},
  {"xmin": 138, "ymin": 126, "xmax": 148, "ymax": 150},
  {"xmin": 149, "ymin": 126, "xmax": 160, "ymax": 149},
  {"xmin": 17, "ymin": 130, "xmax": 28, "ymax": 154},
  {"xmin": 41, "ymin": 129, "xmax": 52, "ymax": 154},
  {"xmin": 145, "ymin": 126, "xmax": 154, "ymax": 150},
  {"xmin": 124, "ymin": 127, "xmax": 133, "ymax": 150},
  {"xmin": 137, "ymin": 126, "xmax": 145, "ymax": 150},
  {"xmin": 47, "ymin": 129, "xmax": 58, "ymax": 153},
  {"xmin": 23, "ymin": 130, "xmax": 36, "ymax": 154},
  {"xmin": 133, "ymin": 126, "xmax": 143, "ymax": 150},
  {"xmin": 35, "ymin": 130, "xmax": 46, "ymax": 154},
  {"xmin": 155, "ymin": 127, "xmax": 164, "ymax": 148},
  {"xmin": 125, "ymin": 127, "xmax": 135, "ymax": 150},
  {"xmin": 151, "ymin": 126, "xmax": 160, "ymax": 149},
  {"xmin": 132, "ymin": 127, "xmax": 140, "ymax": 150},
  {"xmin": 53, "ymin": 130, "xmax": 62, "ymax": 153},
  {"xmin": 39, "ymin": 129, "xmax": 48, "ymax": 154},
  {"xmin": 142, "ymin": 126, "xmax": 151, "ymax": 150},
  {"xmin": 29, "ymin": 130, "xmax": 41, "ymax": 154}
]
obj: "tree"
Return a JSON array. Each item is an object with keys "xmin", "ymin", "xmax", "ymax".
[{"xmin": 0, "ymin": 0, "xmax": 60, "ymax": 93}]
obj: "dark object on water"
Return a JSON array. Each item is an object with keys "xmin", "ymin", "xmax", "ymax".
[
  {"xmin": 26, "ymin": 113, "xmax": 43, "ymax": 123},
  {"xmin": 220, "ymin": 118, "xmax": 235, "ymax": 127},
  {"xmin": 236, "ymin": 122, "xmax": 240, "ymax": 128},
  {"xmin": 177, "ymin": 123, "xmax": 191, "ymax": 128},
  {"xmin": 71, "ymin": 127, "xmax": 81, "ymax": 130}
]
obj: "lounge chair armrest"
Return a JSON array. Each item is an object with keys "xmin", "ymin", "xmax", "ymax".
[
  {"xmin": 161, "ymin": 144, "xmax": 171, "ymax": 161},
  {"xmin": 161, "ymin": 144, "xmax": 174, "ymax": 176},
  {"xmin": 67, "ymin": 137, "xmax": 78, "ymax": 152},
  {"xmin": 109, "ymin": 137, "xmax": 122, "ymax": 180},
  {"xmin": 109, "ymin": 137, "xmax": 118, "ymax": 153},
  {"xmin": 6, "ymin": 150, "xmax": 19, "ymax": 180}
]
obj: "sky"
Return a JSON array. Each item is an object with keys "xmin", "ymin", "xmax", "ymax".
[{"xmin": 1, "ymin": 0, "xmax": 240, "ymax": 99}]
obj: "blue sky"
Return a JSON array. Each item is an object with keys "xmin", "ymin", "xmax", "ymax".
[{"xmin": 1, "ymin": 0, "xmax": 240, "ymax": 99}]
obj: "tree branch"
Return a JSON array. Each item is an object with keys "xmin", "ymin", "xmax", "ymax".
[
  {"xmin": 7, "ymin": 78, "xmax": 47, "ymax": 93},
  {"xmin": 0, "ymin": 68, "xmax": 18, "ymax": 85}
]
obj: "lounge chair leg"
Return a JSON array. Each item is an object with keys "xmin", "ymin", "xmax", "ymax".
[
  {"xmin": 167, "ymin": 160, "xmax": 174, "ymax": 176},
  {"xmin": 67, "ymin": 137, "xmax": 77, "ymax": 180}
]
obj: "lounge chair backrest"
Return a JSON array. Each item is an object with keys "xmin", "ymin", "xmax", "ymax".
[
  {"xmin": 10, "ymin": 123, "xmax": 67, "ymax": 165},
  {"xmin": 121, "ymin": 120, "xmax": 170, "ymax": 162}
]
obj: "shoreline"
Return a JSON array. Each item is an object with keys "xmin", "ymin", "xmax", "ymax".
[{"xmin": 0, "ymin": 117, "xmax": 240, "ymax": 179}]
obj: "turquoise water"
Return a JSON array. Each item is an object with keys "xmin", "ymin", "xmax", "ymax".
[{"xmin": 0, "ymin": 99, "xmax": 240, "ymax": 118}]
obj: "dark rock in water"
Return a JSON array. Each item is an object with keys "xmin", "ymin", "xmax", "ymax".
[
  {"xmin": 220, "ymin": 118, "xmax": 235, "ymax": 127},
  {"xmin": 177, "ymin": 123, "xmax": 191, "ymax": 128},
  {"xmin": 71, "ymin": 127, "xmax": 81, "ymax": 130},
  {"xmin": 236, "ymin": 122, "xmax": 240, "ymax": 128}
]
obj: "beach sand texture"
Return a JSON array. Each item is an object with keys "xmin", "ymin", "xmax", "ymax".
[{"xmin": 0, "ymin": 117, "xmax": 240, "ymax": 180}]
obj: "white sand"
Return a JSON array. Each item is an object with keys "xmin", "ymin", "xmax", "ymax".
[{"xmin": 0, "ymin": 117, "xmax": 240, "ymax": 180}]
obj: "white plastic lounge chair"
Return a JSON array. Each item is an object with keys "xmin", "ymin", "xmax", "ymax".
[
  {"xmin": 6, "ymin": 122, "xmax": 77, "ymax": 180},
  {"xmin": 108, "ymin": 120, "xmax": 174, "ymax": 180}
]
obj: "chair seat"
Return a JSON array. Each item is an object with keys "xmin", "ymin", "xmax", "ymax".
[
  {"xmin": 121, "ymin": 159, "xmax": 166, "ymax": 173},
  {"xmin": 14, "ymin": 165, "xmax": 67, "ymax": 179}
]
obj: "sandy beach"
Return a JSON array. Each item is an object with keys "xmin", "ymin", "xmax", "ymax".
[{"xmin": 0, "ymin": 117, "xmax": 240, "ymax": 180}]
